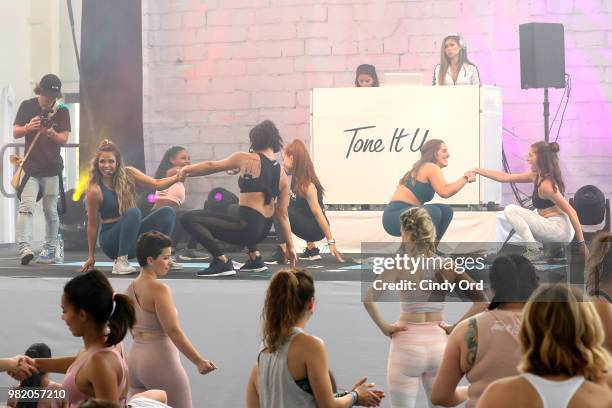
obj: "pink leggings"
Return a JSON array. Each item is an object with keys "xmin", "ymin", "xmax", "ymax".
[
  {"xmin": 387, "ymin": 321, "xmax": 447, "ymax": 408},
  {"xmin": 128, "ymin": 337, "xmax": 192, "ymax": 408}
]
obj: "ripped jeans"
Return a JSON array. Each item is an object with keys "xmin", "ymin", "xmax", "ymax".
[{"xmin": 16, "ymin": 175, "xmax": 59, "ymax": 253}]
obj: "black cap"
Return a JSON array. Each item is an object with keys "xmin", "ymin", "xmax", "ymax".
[{"xmin": 39, "ymin": 74, "xmax": 62, "ymax": 98}]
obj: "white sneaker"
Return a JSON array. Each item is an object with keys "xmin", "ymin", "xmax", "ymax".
[
  {"xmin": 112, "ymin": 256, "xmax": 137, "ymax": 275},
  {"xmin": 169, "ymin": 256, "xmax": 184, "ymax": 271}
]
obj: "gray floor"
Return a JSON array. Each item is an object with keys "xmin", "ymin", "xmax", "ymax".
[{"xmin": 0, "ymin": 275, "xmax": 472, "ymax": 407}]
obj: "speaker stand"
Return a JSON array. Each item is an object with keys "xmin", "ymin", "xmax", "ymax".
[{"xmin": 543, "ymin": 88, "xmax": 550, "ymax": 142}]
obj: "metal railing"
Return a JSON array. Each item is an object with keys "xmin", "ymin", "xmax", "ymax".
[{"xmin": 1, "ymin": 143, "xmax": 79, "ymax": 198}]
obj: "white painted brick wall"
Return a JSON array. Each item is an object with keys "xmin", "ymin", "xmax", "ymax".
[{"xmin": 143, "ymin": 0, "xmax": 612, "ymax": 210}]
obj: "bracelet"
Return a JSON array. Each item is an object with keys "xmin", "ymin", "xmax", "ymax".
[
  {"xmin": 350, "ymin": 391, "xmax": 358, "ymax": 406},
  {"xmin": 327, "ymin": 238, "xmax": 336, "ymax": 245},
  {"xmin": 576, "ymin": 240, "xmax": 585, "ymax": 245}
]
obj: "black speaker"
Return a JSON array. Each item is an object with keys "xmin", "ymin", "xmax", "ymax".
[{"xmin": 519, "ymin": 23, "xmax": 565, "ymax": 89}]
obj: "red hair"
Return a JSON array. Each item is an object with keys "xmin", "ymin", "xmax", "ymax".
[{"xmin": 284, "ymin": 139, "xmax": 324, "ymax": 197}]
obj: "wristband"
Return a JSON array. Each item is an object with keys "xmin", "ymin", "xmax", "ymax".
[
  {"xmin": 350, "ymin": 391, "xmax": 358, "ymax": 406},
  {"xmin": 327, "ymin": 238, "xmax": 336, "ymax": 245}
]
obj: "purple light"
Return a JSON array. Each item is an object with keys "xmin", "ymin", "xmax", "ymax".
[
  {"xmin": 214, "ymin": 192, "xmax": 223, "ymax": 201},
  {"xmin": 147, "ymin": 193, "xmax": 156, "ymax": 204}
]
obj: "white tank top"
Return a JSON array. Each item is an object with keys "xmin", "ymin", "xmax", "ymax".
[{"xmin": 522, "ymin": 373, "xmax": 584, "ymax": 408}]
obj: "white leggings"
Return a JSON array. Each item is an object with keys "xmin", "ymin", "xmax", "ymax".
[
  {"xmin": 387, "ymin": 322, "xmax": 447, "ymax": 408},
  {"xmin": 503, "ymin": 204, "xmax": 574, "ymax": 245}
]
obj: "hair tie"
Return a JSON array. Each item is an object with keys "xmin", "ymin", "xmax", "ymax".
[{"xmin": 109, "ymin": 292, "xmax": 117, "ymax": 320}]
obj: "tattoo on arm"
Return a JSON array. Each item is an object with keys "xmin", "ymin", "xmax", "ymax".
[{"xmin": 464, "ymin": 317, "xmax": 478, "ymax": 368}]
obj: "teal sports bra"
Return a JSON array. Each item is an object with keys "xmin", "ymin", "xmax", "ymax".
[{"xmin": 404, "ymin": 176, "xmax": 435, "ymax": 203}]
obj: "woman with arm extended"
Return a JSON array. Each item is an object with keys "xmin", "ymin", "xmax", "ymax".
[
  {"xmin": 80, "ymin": 140, "xmax": 182, "ymax": 274},
  {"xmin": 431, "ymin": 254, "xmax": 539, "ymax": 407},
  {"xmin": 365, "ymin": 207, "xmax": 486, "ymax": 408},
  {"xmin": 126, "ymin": 231, "xmax": 216, "ymax": 408},
  {"xmin": 268, "ymin": 139, "xmax": 343, "ymax": 264},
  {"xmin": 246, "ymin": 269, "xmax": 385, "ymax": 408},
  {"xmin": 474, "ymin": 141, "xmax": 586, "ymax": 258},
  {"xmin": 180, "ymin": 120, "xmax": 296, "ymax": 277},
  {"xmin": 382, "ymin": 139, "xmax": 475, "ymax": 241},
  {"xmin": 433, "ymin": 33, "xmax": 480, "ymax": 86}
]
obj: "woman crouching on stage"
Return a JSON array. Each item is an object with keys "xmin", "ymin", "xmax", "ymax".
[
  {"xmin": 473, "ymin": 141, "xmax": 587, "ymax": 258},
  {"xmin": 382, "ymin": 139, "xmax": 474, "ymax": 241}
]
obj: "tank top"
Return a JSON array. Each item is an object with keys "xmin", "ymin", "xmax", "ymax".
[
  {"xmin": 62, "ymin": 346, "xmax": 128, "ymax": 407},
  {"xmin": 127, "ymin": 283, "xmax": 166, "ymax": 335},
  {"xmin": 238, "ymin": 153, "xmax": 281, "ymax": 205},
  {"xmin": 532, "ymin": 177, "xmax": 555, "ymax": 210},
  {"xmin": 465, "ymin": 309, "xmax": 523, "ymax": 407},
  {"xmin": 98, "ymin": 181, "xmax": 121, "ymax": 220},
  {"xmin": 521, "ymin": 373, "xmax": 585, "ymax": 408},
  {"xmin": 289, "ymin": 177, "xmax": 324, "ymax": 215},
  {"xmin": 404, "ymin": 176, "xmax": 435, "ymax": 203},
  {"xmin": 257, "ymin": 327, "xmax": 316, "ymax": 408},
  {"xmin": 154, "ymin": 182, "xmax": 185, "ymax": 206}
]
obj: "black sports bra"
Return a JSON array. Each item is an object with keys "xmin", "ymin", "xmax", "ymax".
[{"xmin": 237, "ymin": 153, "xmax": 280, "ymax": 205}]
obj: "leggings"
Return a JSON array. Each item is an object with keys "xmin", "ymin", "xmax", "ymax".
[
  {"xmin": 387, "ymin": 321, "xmax": 447, "ymax": 408},
  {"xmin": 181, "ymin": 206, "xmax": 273, "ymax": 257},
  {"xmin": 504, "ymin": 204, "xmax": 574, "ymax": 245},
  {"xmin": 273, "ymin": 206, "xmax": 327, "ymax": 243},
  {"xmin": 383, "ymin": 201, "xmax": 453, "ymax": 241},
  {"xmin": 128, "ymin": 336, "xmax": 192, "ymax": 408},
  {"xmin": 100, "ymin": 207, "xmax": 176, "ymax": 259}
]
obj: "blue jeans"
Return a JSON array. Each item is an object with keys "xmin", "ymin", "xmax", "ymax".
[
  {"xmin": 99, "ymin": 207, "xmax": 176, "ymax": 259},
  {"xmin": 16, "ymin": 175, "xmax": 59, "ymax": 253},
  {"xmin": 382, "ymin": 201, "xmax": 454, "ymax": 241}
]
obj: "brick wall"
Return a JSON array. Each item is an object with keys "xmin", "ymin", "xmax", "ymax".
[{"xmin": 143, "ymin": 0, "xmax": 612, "ymax": 209}]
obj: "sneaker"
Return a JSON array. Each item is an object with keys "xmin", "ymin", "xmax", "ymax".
[
  {"xmin": 36, "ymin": 248, "xmax": 56, "ymax": 264},
  {"xmin": 20, "ymin": 248, "xmax": 35, "ymax": 265},
  {"xmin": 169, "ymin": 256, "xmax": 184, "ymax": 271},
  {"xmin": 112, "ymin": 255, "xmax": 137, "ymax": 275},
  {"xmin": 178, "ymin": 248, "xmax": 210, "ymax": 261},
  {"xmin": 196, "ymin": 258, "xmax": 236, "ymax": 277},
  {"xmin": 264, "ymin": 246, "xmax": 288, "ymax": 265},
  {"xmin": 299, "ymin": 247, "xmax": 321, "ymax": 261},
  {"xmin": 240, "ymin": 255, "xmax": 268, "ymax": 272}
]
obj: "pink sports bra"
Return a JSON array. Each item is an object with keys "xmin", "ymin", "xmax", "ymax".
[{"xmin": 154, "ymin": 182, "xmax": 185, "ymax": 206}]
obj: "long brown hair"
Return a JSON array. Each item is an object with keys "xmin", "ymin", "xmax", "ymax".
[
  {"xmin": 89, "ymin": 140, "xmax": 136, "ymax": 214},
  {"xmin": 438, "ymin": 34, "xmax": 474, "ymax": 86},
  {"xmin": 531, "ymin": 141, "xmax": 565, "ymax": 195},
  {"xmin": 519, "ymin": 284, "xmax": 611, "ymax": 380},
  {"xmin": 399, "ymin": 139, "xmax": 444, "ymax": 186},
  {"xmin": 586, "ymin": 232, "xmax": 612, "ymax": 293},
  {"xmin": 284, "ymin": 139, "xmax": 324, "ymax": 197},
  {"xmin": 261, "ymin": 269, "xmax": 315, "ymax": 353}
]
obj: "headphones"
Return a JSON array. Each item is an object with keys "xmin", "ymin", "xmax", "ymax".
[{"xmin": 446, "ymin": 32, "xmax": 466, "ymax": 49}]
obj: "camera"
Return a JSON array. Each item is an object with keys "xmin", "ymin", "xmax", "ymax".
[{"xmin": 40, "ymin": 109, "xmax": 53, "ymax": 128}]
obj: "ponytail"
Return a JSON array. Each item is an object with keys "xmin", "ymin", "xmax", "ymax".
[{"xmin": 106, "ymin": 293, "xmax": 135, "ymax": 346}]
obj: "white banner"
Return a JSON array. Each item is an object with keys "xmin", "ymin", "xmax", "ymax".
[{"xmin": 311, "ymin": 86, "xmax": 501, "ymax": 205}]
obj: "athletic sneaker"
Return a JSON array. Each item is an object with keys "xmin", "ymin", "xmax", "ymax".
[
  {"xmin": 196, "ymin": 258, "xmax": 236, "ymax": 277},
  {"xmin": 240, "ymin": 255, "xmax": 268, "ymax": 272},
  {"xmin": 168, "ymin": 256, "xmax": 184, "ymax": 271},
  {"xmin": 20, "ymin": 248, "xmax": 35, "ymax": 265},
  {"xmin": 36, "ymin": 248, "xmax": 56, "ymax": 264},
  {"xmin": 178, "ymin": 248, "xmax": 209, "ymax": 261},
  {"xmin": 299, "ymin": 247, "xmax": 322, "ymax": 261},
  {"xmin": 112, "ymin": 255, "xmax": 137, "ymax": 275},
  {"xmin": 264, "ymin": 246, "xmax": 288, "ymax": 265}
]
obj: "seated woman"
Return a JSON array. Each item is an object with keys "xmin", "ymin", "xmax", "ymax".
[
  {"xmin": 433, "ymin": 33, "xmax": 480, "ymax": 86},
  {"xmin": 431, "ymin": 254, "xmax": 539, "ymax": 407},
  {"xmin": 364, "ymin": 207, "xmax": 486, "ymax": 408},
  {"xmin": 587, "ymin": 232, "xmax": 612, "ymax": 353},
  {"xmin": 80, "ymin": 140, "xmax": 182, "ymax": 274},
  {"xmin": 478, "ymin": 284, "xmax": 612, "ymax": 407},
  {"xmin": 355, "ymin": 64, "xmax": 380, "ymax": 87},
  {"xmin": 474, "ymin": 141, "xmax": 587, "ymax": 259},
  {"xmin": 246, "ymin": 269, "xmax": 385, "ymax": 407},
  {"xmin": 269, "ymin": 139, "xmax": 343, "ymax": 263},
  {"xmin": 180, "ymin": 120, "xmax": 296, "ymax": 277},
  {"xmin": 383, "ymin": 139, "xmax": 474, "ymax": 241}
]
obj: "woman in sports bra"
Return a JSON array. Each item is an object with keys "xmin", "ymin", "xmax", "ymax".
[
  {"xmin": 587, "ymin": 232, "xmax": 612, "ymax": 353},
  {"xmin": 29, "ymin": 270, "xmax": 135, "ymax": 407},
  {"xmin": 473, "ymin": 141, "xmax": 587, "ymax": 258},
  {"xmin": 246, "ymin": 269, "xmax": 385, "ymax": 408},
  {"xmin": 80, "ymin": 140, "xmax": 183, "ymax": 275},
  {"xmin": 478, "ymin": 284, "xmax": 612, "ymax": 408},
  {"xmin": 180, "ymin": 120, "xmax": 296, "ymax": 277},
  {"xmin": 268, "ymin": 139, "xmax": 344, "ymax": 264},
  {"xmin": 365, "ymin": 207, "xmax": 485, "ymax": 408},
  {"xmin": 127, "ymin": 231, "xmax": 217, "ymax": 408},
  {"xmin": 383, "ymin": 139, "xmax": 475, "ymax": 241}
]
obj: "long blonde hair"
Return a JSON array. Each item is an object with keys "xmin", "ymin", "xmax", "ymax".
[
  {"xmin": 586, "ymin": 232, "xmax": 612, "ymax": 293},
  {"xmin": 261, "ymin": 269, "xmax": 314, "ymax": 353},
  {"xmin": 519, "ymin": 284, "xmax": 611, "ymax": 380},
  {"xmin": 89, "ymin": 140, "xmax": 136, "ymax": 214}
]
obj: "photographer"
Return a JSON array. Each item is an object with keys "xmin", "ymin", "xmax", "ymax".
[{"xmin": 13, "ymin": 73, "xmax": 70, "ymax": 265}]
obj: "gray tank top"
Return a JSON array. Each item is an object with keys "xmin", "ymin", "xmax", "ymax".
[{"xmin": 257, "ymin": 327, "xmax": 316, "ymax": 408}]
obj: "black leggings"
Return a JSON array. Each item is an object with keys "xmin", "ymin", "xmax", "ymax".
[
  {"xmin": 273, "ymin": 206, "xmax": 327, "ymax": 243},
  {"xmin": 181, "ymin": 206, "xmax": 273, "ymax": 257}
]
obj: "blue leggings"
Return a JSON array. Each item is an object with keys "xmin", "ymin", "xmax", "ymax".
[
  {"xmin": 382, "ymin": 201, "xmax": 453, "ymax": 241},
  {"xmin": 100, "ymin": 207, "xmax": 176, "ymax": 259}
]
